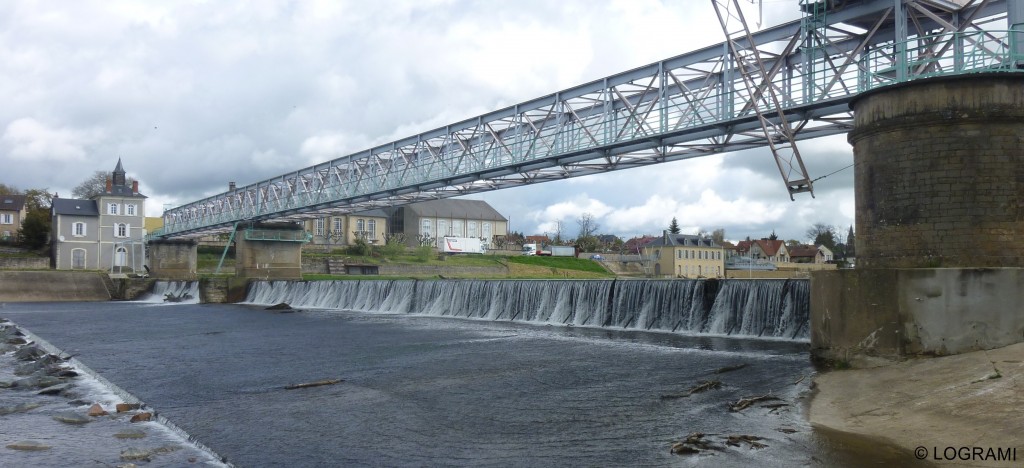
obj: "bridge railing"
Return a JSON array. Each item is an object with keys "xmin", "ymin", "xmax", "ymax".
[{"xmin": 861, "ymin": 29, "xmax": 1023, "ymax": 91}]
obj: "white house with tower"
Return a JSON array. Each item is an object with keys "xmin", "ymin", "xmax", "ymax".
[{"xmin": 51, "ymin": 159, "xmax": 147, "ymax": 271}]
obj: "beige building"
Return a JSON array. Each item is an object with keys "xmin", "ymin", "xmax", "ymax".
[
  {"xmin": 0, "ymin": 194, "xmax": 27, "ymax": 242},
  {"xmin": 736, "ymin": 239, "xmax": 790, "ymax": 263},
  {"xmin": 303, "ymin": 210, "xmax": 389, "ymax": 248},
  {"xmin": 643, "ymin": 230, "xmax": 726, "ymax": 278},
  {"xmin": 385, "ymin": 199, "xmax": 508, "ymax": 247}
]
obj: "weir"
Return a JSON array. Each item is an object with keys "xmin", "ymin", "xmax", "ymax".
[{"xmin": 244, "ymin": 278, "xmax": 809, "ymax": 340}]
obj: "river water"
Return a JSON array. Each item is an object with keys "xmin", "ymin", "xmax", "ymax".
[{"xmin": 0, "ymin": 279, "xmax": 927, "ymax": 467}]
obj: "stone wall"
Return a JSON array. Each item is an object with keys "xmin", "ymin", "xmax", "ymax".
[
  {"xmin": 849, "ymin": 74, "xmax": 1024, "ymax": 269},
  {"xmin": 0, "ymin": 257, "xmax": 49, "ymax": 270}
]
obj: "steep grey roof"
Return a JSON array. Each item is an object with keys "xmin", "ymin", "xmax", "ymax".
[
  {"xmin": 350, "ymin": 209, "xmax": 388, "ymax": 218},
  {"xmin": 0, "ymin": 194, "xmax": 26, "ymax": 211},
  {"xmin": 52, "ymin": 199, "xmax": 99, "ymax": 216},
  {"xmin": 403, "ymin": 199, "xmax": 506, "ymax": 221},
  {"xmin": 646, "ymin": 231, "xmax": 721, "ymax": 248},
  {"xmin": 99, "ymin": 185, "xmax": 147, "ymax": 198}
]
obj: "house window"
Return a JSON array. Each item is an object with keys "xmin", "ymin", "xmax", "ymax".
[
  {"xmin": 438, "ymin": 219, "xmax": 449, "ymax": 237},
  {"xmin": 315, "ymin": 218, "xmax": 325, "ymax": 237},
  {"xmin": 332, "ymin": 217, "xmax": 343, "ymax": 233},
  {"xmin": 452, "ymin": 220, "xmax": 463, "ymax": 237},
  {"xmin": 73, "ymin": 222, "xmax": 86, "ymax": 237},
  {"xmin": 116, "ymin": 223, "xmax": 129, "ymax": 238},
  {"xmin": 467, "ymin": 221, "xmax": 477, "ymax": 238},
  {"xmin": 126, "ymin": 204, "xmax": 136, "ymax": 216},
  {"xmin": 356, "ymin": 219, "xmax": 365, "ymax": 233},
  {"xmin": 0, "ymin": 214, "xmax": 11, "ymax": 224},
  {"xmin": 367, "ymin": 219, "xmax": 377, "ymax": 238},
  {"xmin": 482, "ymin": 222, "xmax": 491, "ymax": 240},
  {"xmin": 72, "ymin": 249, "xmax": 86, "ymax": 269},
  {"xmin": 108, "ymin": 203, "xmax": 118, "ymax": 215},
  {"xmin": 421, "ymin": 219, "xmax": 432, "ymax": 236}
]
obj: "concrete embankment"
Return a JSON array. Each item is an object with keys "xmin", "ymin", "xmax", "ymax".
[
  {"xmin": 810, "ymin": 343, "xmax": 1024, "ymax": 467},
  {"xmin": 0, "ymin": 271, "xmax": 111, "ymax": 302}
]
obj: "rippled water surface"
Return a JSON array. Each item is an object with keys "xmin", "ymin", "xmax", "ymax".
[{"xmin": 0, "ymin": 301, "xmax": 916, "ymax": 467}]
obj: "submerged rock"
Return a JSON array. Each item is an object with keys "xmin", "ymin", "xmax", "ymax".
[
  {"xmin": 265, "ymin": 302, "xmax": 293, "ymax": 311},
  {"xmin": 6, "ymin": 440, "xmax": 52, "ymax": 451},
  {"xmin": 37, "ymin": 382, "xmax": 73, "ymax": 395},
  {"xmin": 114, "ymin": 429, "xmax": 147, "ymax": 439},
  {"xmin": 120, "ymin": 448, "xmax": 152, "ymax": 462},
  {"xmin": 14, "ymin": 345, "xmax": 44, "ymax": 361},
  {"xmin": 0, "ymin": 402, "xmax": 41, "ymax": 415},
  {"xmin": 53, "ymin": 411, "xmax": 91, "ymax": 425}
]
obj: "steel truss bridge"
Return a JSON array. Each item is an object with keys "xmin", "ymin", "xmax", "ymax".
[{"xmin": 158, "ymin": 0, "xmax": 1023, "ymax": 239}]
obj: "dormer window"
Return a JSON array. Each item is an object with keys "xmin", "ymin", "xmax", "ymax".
[{"xmin": 108, "ymin": 203, "xmax": 119, "ymax": 215}]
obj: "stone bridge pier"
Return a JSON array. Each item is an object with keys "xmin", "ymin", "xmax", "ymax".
[
  {"xmin": 811, "ymin": 74, "xmax": 1024, "ymax": 365},
  {"xmin": 233, "ymin": 222, "xmax": 308, "ymax": 281},
  {"xmin": 146, "ymin": 239, "xmax": 198, "ymax": 280}
]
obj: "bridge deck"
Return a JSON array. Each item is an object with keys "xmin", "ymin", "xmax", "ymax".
[{"xmin": 159, "ymin": 0, "xmax": 1020, "ymax": 239}]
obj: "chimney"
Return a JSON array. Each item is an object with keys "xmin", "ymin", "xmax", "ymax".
[
  {"xmin": 663, "ymin": 230, "xmax": 669, "ymax": 243},
  {"xmin": 105, "ymin": 178, "xmax": 112, "ymax": 193},
  {"xmin": 132, "ymin": 180, "xmax": 139, "ymax": 194},
  {"xmin": 229, "ymin": 181, "xmax": 236, "ymax": 191}
]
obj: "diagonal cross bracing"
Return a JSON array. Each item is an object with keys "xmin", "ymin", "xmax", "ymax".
[{"xmin": 158, "ymin": 0, "xmax": 1021, "ymax": 239}]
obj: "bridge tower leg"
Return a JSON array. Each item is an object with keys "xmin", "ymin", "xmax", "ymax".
[
  {"xmin": 146, "ymin": 239, "xmax": 198, "ymax": 280},
  {"xmin": 234, "ymin": 222, "xmax": 309, "ymax": 281},
  {"xmin": 811, "ymin": 74, "xmax": 1024, "ymax": 365}
]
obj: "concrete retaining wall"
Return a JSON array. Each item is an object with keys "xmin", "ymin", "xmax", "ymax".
[
  {"xmin": 811, "ymin": 268, "xmax": 1024, "ymax": 362},
  {"xmin": 0, "ymin": 271, "xmax": 111, "ymax": 302},
  {"xmin": 0, "ymin": 257, "xmax": 50, "ymax": 270},
  {"xmin": 378, "ymin": 264, "xmax": 508, "ymax": 277}
]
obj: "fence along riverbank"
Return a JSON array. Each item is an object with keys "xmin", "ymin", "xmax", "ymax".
[{"xmin": 244, "ymin": 279, "xmax": 809, "ymax": 340}]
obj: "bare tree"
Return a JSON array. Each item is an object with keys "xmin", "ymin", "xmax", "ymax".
[
  {"xmin": 576, "ymin": 213, "xmax": 600, "ymax": 238},
  {"xmin": 711, "ymin": 228, "xmax": 725, "ymax": 244},
  {"xmin": 806, "ymin": 223, "xmax": 838, "ymax": 250},
  {"xmin": 552, "ymin": 220, "xmax": 564, "ymax": 244},
  {"xmin": 72, "ymin": 171, "xmax": 134, "ymax": 199}
]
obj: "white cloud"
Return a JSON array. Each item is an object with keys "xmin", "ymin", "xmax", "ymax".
[
  {"xmin": 0, "ymin": 0, "xmax": 855, "ymax": 241},
  {"xmin": 2, "ymin": 118, "xmax": 100, "ymax": 162}
]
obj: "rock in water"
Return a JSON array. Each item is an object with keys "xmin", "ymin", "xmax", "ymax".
[
  {"xmin": 120, "ymin": 448, "xmax": 152, "ymax": 462},
  {"xmin": 265, "ymin": 302, "xmax": 293, "ymax": 310},
  {"xmin": 116, "ymin": 403, "xmax": 141, "ymax": 413},
  {"xmin": 6, "ymin": 440, "xmax": 52, "ymax": 451},
  {"xmin": 88, "ymin": 403, "xmax": 109, "ymax": 417},
  {"xmin": 37, "ymin": 383, "xmax": 73, "ymax": 395},
  {"xmin": 53, "ymin": 411, "xmax": 91, "ymax": 425},
  {"xmin": 130, "ymin": 412, "xmax": 153, "ymax": 422},
  {"xmin": 0, "ymin": 403, "xmax": 41, "ymax": 416}
]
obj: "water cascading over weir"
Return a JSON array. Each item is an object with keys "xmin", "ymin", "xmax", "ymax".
[{"xmin": 245, "ymin": 279, "xmax": 810, "ymax": 340}]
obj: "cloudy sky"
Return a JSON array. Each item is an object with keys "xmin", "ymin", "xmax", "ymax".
[{"xmin": 0, "ymin": 0, "xmax": 855, "ymax": 243}]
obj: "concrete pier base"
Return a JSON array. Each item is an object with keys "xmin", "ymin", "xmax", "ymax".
[
  {"xmin": 234, "ymin": 223, "xmax": 307, "ymax": 281},
  {"xmin": 811, "ymin": 268, "xmax": 1024, "ymax": 363},
  {"xmin": 146, "ymin": 239, "xmax": 198, "ymax": 280}
]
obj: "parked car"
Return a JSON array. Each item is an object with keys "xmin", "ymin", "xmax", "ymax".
[{"xmin": 590, "ymin": 254, "xmax": 604, "ymax": 261}]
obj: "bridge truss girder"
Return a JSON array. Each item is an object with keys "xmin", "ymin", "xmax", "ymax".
[{"xmin": 160, "ymin": 0, "xmax": 1019, "ymax": 239}]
